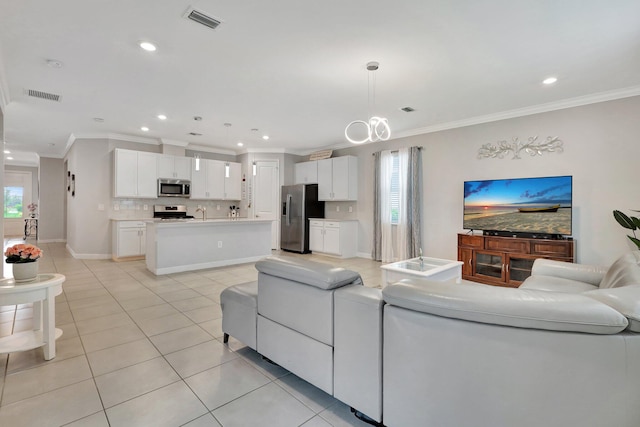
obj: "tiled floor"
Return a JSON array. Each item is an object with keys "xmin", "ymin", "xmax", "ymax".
[{"xmin": 0, "ymin": 239, "xmax": 383, "ymax": 426}]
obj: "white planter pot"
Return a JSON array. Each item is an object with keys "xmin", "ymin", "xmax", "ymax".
[{"xmin": 12, "ymin": 261, "xmax": 39, "ymax": 282}]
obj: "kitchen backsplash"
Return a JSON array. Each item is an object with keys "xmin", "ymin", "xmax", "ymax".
[
  {"xmin": 324, "ymin": 201, "xmax": 358, "ymax": 220},
  {"xmin": 110, "ymin": 198, "xmax": 246, "ymax": 219}
]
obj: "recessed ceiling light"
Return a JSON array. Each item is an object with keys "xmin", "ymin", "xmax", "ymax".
[
  {"xmin": 3, "ymin": 150, "xmax": 10, "ymax": 154},
  {"xmin": 237, "ymin": 142, "xmax": 244, "ymax": 147},
  {"xmin": 542, "ymin": 77, "xmax": 558, "ymax": 85},
  {"xmin": 139, "ymin": 42, "xmax": 157, "ymax": 52},
  {"xmin": 262, "ymin": 135, "xmax": 269, "ymax": 140},
  {"xmin": 6, "ymin": 156, "xmax": 13, "ymax": 160},
  {"xmin": 157, "ymin": 114, "xmax": 167, "ymax": 120},
  {"xmin": 141, "ymin": 126, "xmax": 149, "ymax": 132}
]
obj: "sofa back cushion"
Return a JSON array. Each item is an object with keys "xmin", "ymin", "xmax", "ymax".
[
  {"xmin": 382, "ymin": 279, "xmax": 628, "ymax": 334},
  {"xmin": 584, "ymin": 285, "xmax": 640, "ymax": 332},
  {"xmin": 599, "ymin": 251, "xmax": 640, "ymax": 289},
  {"xmin": 255, "ymin": 256, "xmax": 361, "ymax": 290}
]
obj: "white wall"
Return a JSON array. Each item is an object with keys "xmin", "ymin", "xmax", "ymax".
[
  {"xmin": 39, "ymin": 157, "xmax": 65, "ymax": 242},
  {"xmin": 334, "ymin": 96, "xmax": 640, "ymax": 265},
  {"xmin": 65, "ymin": 138, "xmax": 112, "ymax": 257}
]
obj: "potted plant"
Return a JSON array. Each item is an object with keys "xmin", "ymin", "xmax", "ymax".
[
  {"xmin": 4, "ymin": 243, "xmax": 43, "ymax": 282},
  {"xmin": 612, "ymin": 210, "xmax": 640, "ymax": 250},
  {"xmin": 27, "ymin": 202, "xmax": 38, "ymax": 218}
]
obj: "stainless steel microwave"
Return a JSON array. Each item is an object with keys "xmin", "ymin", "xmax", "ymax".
[{"xmin": 158, "ymin": 179, "xmax": 191, "ymax": 198}]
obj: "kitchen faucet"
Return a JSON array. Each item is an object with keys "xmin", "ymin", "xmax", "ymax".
[{"xmin": 195, "ymin": 207, "xmax": 207, "ymax": 220}]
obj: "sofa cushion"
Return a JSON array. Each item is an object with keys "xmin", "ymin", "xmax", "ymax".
[
  {"xmin": 599, "ymin": 251, "xmax": 640, "ymax": 289},
  {"xmin": 255, "ymin": 256, "xmax": 362, "ymax": 290},
  {"xmin": 584, "ymin": 285, "xmax": 640, "ymax": 332},
  {"xmin": 382, "ymin": 279, "xmax": 628, "ymax": 334},
  {"xmin": 519, "ymin": 275, "xmax": 598, "ymax": 293}
]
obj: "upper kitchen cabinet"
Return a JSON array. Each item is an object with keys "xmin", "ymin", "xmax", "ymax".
[
  {"xmin": 317, "ymin": 156, "xmax": 358, "ymax": 201},
  {"xmin": 157, "ymin": 155, "xmax": 191, "ymax": 180},
  {"xmin": 191, "ymin": 159, "xmax": 241, "ymax": 200},
  {"xmin": 113, "ymin": 149, "xmax": 158, "ymax": 198},
  {"xmin": 294, "ymin": 160, "xmax": 318, "ymax": 184},
  {"xmin": 225, "ymin": 162, "xmax": 242, "ymax": 200}
]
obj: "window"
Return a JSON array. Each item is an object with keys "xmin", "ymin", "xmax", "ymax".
[
  {"xmin": 4, "ymin": 186, "xmax": 24, "ymax": 218},
  {"xmin": 390, "ymin": 152, "xmax": 399, "ymax": 224}
]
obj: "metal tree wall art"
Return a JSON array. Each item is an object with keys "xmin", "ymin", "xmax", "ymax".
[{"xmin": 477, "ymin": 136, "xmax": 563, "ymax": 159}]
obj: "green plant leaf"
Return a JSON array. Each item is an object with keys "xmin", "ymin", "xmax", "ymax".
[
  {"xmin": 633, "ymin": 217, "xmax": 640, "ymax": 229},
  {"xmin": 629, "ymin": 236, "xmax": 640, "ymax": 250},
  {"xmin": 613, "ymin": 210, "xmax": 637, "ymax": 230}
]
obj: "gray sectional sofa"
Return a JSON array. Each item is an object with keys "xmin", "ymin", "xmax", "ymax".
[{"xmin": 221, "ymin": 252, "xmax": 640, "ymax": 427}]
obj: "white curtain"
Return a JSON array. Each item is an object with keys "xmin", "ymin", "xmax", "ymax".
[
  {"xmin": 395, "ymin": 147, "xmax": 409, "ymax": 261},
  {"xmin": 380, "ymin": 150, "xmax": 395, "ymax": 262}
]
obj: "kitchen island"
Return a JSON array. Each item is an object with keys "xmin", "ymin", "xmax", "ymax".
[{"xmin": 145, "ymin": 219, "xmax": 272, "ymax": 275}]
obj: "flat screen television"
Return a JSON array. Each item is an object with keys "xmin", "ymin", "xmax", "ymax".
[{"xmin": 463, "ymin": 175, "xmax": 572, "ymax": 238}]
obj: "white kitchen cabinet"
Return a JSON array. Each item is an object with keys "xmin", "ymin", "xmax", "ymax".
[
  {"xmin": 225, "ymin": 162, "xmax": 242, "ymax": 200},
  {"xmin": 114, "ymin": 149, "xmax": 158, "ymax": 198},
  {"xmin": 308, "ymin": 219, "xmax": 358, "ymax": 258},
  {"xmin": 191, "ymin": 158, "xmax": 241, "ymax": 200},
  {"xmin": 294, "ymin": 160, "xmax": 318, "ymax": 184},
  {"xmin": 112, "ymin": 221, "xmax": 146, "ymax": 259},
  {"xmin": 157, "ymin": 155, "xmax": 191, "ymax": 180},
  {"xmin": 317, "ymin": 156, "xmax": 358, "ymax": 201}
]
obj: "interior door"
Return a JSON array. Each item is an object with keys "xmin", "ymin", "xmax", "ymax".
[{"xmin": 254, "ymin": 160, "xmax": 280, "ymax": 249}]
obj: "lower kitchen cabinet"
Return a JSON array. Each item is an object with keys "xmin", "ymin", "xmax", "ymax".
[
  {"xmin": 309, "ymin": 219, "xmax": 358, "ymax": 258},
  {"xmin": 112, "ymin": 221, "xmax": 147, "ymax": 260}
]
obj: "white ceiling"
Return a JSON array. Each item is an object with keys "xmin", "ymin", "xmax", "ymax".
[{"xmin": 1, "ymin": 0, "xmax": 640, "ymax": 165}]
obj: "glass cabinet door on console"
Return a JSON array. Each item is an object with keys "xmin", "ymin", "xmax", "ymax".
[
  {"xmin": 473, "ymin": 251, "xmax": 506, "ymax": 282},
  {"xmin": 506, "ymin": 255, "xmax": 538, "ymax": 284}
]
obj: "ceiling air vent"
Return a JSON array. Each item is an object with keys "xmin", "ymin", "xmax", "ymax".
[
  {"xmin": 189, "ymin": 132, "xmax": 202, "ymax": 136},
  {"xmin": 400, "ymin": 106, "xmax": 415, "ymax": 112},
  {"xmin": 184, "ymin": 7, "xmax": 222, "ymax": 30},
  {"xmin": 25, "ymin": 89, "xmax": 61, "ymax": 102}
]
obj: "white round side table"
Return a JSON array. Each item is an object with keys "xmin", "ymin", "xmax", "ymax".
[{"xmin": 0, "ymin": 273, "xmax": 65, "ymax": 360}]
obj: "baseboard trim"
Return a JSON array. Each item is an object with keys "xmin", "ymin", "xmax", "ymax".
[{"xmin": 65, "ymin": 244, "xmax": 111, "ymax": 260}]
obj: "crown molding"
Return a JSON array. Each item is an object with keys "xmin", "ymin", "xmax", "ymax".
[
  {"xmin": 186, "ymin": 144, "xmax": 237, "ymax": 156},
  {"xmin": 394, "ymin": 85, "xmax": 640, "ymax": 140},
  {"xmin": 160, "ymin": 138, "xmax": 189, "ymax": 147}
]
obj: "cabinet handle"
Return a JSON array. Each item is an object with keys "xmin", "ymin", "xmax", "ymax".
[{"xmin": 506, "ymin": 264, "xmax": 509, "ymax": 273}]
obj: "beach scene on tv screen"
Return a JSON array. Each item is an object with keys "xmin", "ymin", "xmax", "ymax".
[{"xmin": 464, "ymin": 176, "xmax": 572, "ymax": 235}]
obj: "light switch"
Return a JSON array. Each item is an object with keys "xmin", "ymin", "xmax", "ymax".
[
  {"xmin": 348, "ymin": 206, "xmax": 353, "ymax": 213},
  {"xmin": 143, "ymin": 205, "xmax": 148, "ymax": 211},
  {"xmin": 114, "ymin": 204, "xmax": 120, "ymax": 211},
  {"xmin": 336, "ymin": 205, "xmax": 340, "ymax": 212}
]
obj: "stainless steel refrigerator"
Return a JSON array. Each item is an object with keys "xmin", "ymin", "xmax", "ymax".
[{"xmin": 280, "ymin": 184, "xmax": 325, "ymax": 253}]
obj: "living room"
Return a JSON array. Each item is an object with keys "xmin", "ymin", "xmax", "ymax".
[{"xmin": 1, "ymin": 1, "xmax": 640, "ymax": 426}]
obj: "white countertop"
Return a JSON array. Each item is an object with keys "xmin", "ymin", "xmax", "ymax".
[
  {"xmin": 111, "ymin": 217, "xmax": 255, "ymax": 222},
  {"xmin": 308, "ymin": 218, "xmax": 358, "ymax": 222},
  {"xmin": 148, "ymin": 218, "xmax": 272, "ymax": 226}
]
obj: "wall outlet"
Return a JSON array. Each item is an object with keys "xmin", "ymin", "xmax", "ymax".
[
  {"xmin": 336, "ymin": 205, "xmax": 340, "ymax": 212},
  {"xmin": 348, "ymin": 206, "xmax": 353, "ymax": 213},
  {"xmin": 197, "ymin": 205, "xmax": 202, "ymax": 209},
  {"xmin": 135, "ymin": 205, "xmax": 141, "ymax": 210},
  {"xmin": 143, "ymin": 204, "xmax": 148, "ymax": 211},
  {"xmin": 218, "ymin": 241, "xmax": 223, "ymax": 248},
  {"xmin": 98, "ymin": 204, "xmax": 105, "ymax": 211},
  {"xmin": 217, "ymin": 205, "xmax": 221, "ymax": 210},
  {"xmin": 113, "ymin": 204, "xmax": 119, "ymax": 211}
]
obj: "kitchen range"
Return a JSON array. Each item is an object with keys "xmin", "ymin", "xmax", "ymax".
[{"xmin": 153, "ymin": 205, "xmax": 194, "ymax": 220}]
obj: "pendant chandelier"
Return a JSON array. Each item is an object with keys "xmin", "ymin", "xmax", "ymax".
[{"xmin": 344, "ymin": 61, "xmax": 391, "ymax": 144}]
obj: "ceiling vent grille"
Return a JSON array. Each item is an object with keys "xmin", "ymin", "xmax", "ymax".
[
  {"xmin": 25, "ymin": 89, "xmax": 62, "ymax": 102},
  {"xmin": 184, "ymin": 7, "xmax": 222, "ymax": 30},
  {"xmin": 401, "ymin": 106, "xmax": 415, "ymax": 112}
]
